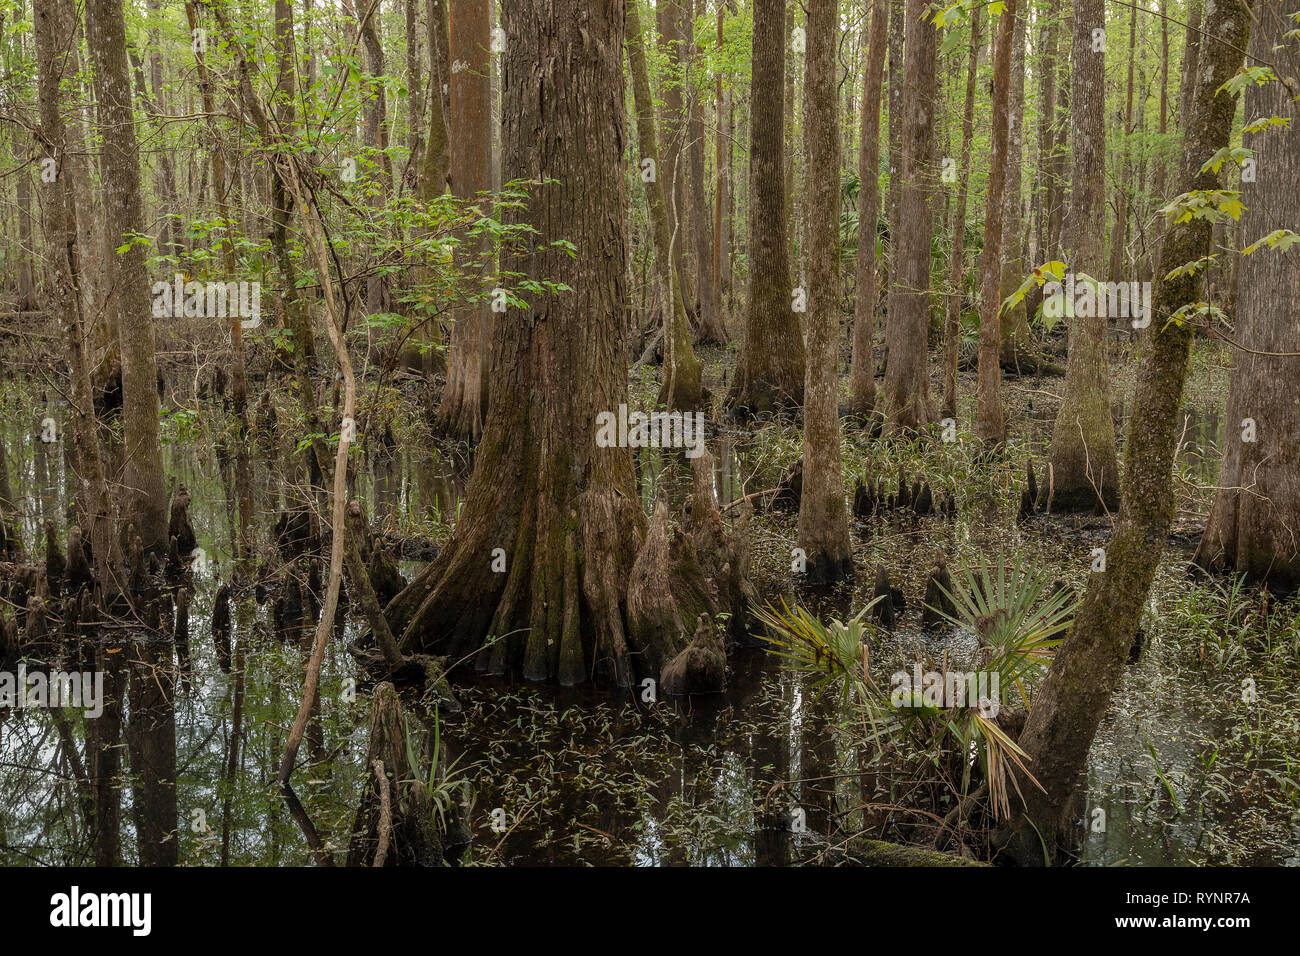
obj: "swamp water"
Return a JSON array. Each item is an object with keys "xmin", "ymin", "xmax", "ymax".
[{"xmin": 0, "ymin": 376, "xmax": 1296, "ymax": 867}]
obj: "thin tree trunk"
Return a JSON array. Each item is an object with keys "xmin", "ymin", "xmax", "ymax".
[
  {"xmin": 628, "ymin": 0, "xmax": 702, "ymax": 410},
  {"xmin": 419, "ymin": 0, "xmax": 451, "ymax": 198},
  {"xmin": 1178, "ymin": 0, "xmax": 1204, "ymax": 128},
  {"xmin": 658, "ymin": 0, "xmax": 691, "ymax": 314},
  {"xmin": 687, "ymin": 0, "xmax": 725, "ymax": 345},
  {"xmin": 1151, "ymin": 0, "xmax": 1170, "ymax": 271},
  {"xmin": 34, "ymin": 0, "xmax": 125, "ymax": 603},
  {"xmin": 15, "ymin": 143, "xmax": 37, "ymax": 311},
  {"xmin": 355, "ymin": 0, "xmax": 393, "ymax": 314},
  {"xmin": 881, "ymin": 0, "xmax": 937, "ymax": 432},
  {"xmin": 998, "ymin": 5, "xmax": 1031, "ymax": 370},
  {"xmin": 1034, "ymin": 0, "xmax": 1058, "ymax": 262},
  {"xmin": 885, "ymin": 0, "xmax": 904, "ymax": 305},
  {"xmin": 1107, "ymin": 8, "xmax": 1138, "ymax": 284},
  {"xmin": 407, "ymin": 0, "xmax": 424, "ymax": 158},
  {"xmin": 943, "ymin": 6, "xmax": 981, "ymax": 418},
  {"xmin": 975, "ymin": 0, "xmax": 1015, "ymax": 444},
  {"xmin": 1003, "ymin": 0, "xmax": 1253, "ymax": 863},
  {"xmin": 1041, "ymin": 0, "xmax": 1119, "ymax": 511},
  {"xmin": 797, "ymin": 0, "xmax": 852, "ymax": 585},
  {"xmin": 85, "ymin": 0, "xmax": 169, "ymax": 552},
  {"xmin": 849, "ymin": 0, "xmax": 888, "ymax": 419}
]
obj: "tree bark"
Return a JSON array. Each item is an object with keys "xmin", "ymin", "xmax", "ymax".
[
  {"xmin": 1003, "ymin": 0, "xmax": 1253, "ymax": 862},
  {"xmin": 687, "ymin": 0, "xmax": 726, "ymax": 345},
  {"xmin": 975, "ymin": 0, "xmax": 1015, "ymax": 444},
  {"xmin": 726, "ymin": 0, "xmax": 805, "ymax": 415},
  {"xmin": 796, "ymin": 0, "xmax": 852, "ymax": 585},
  {"xmin": 885, "ymin": 0, "xmax": 905, "ymax": 302},
  {"xmin": 998, "ymin": 4, "xmax": 1032, "ymax": 370},
  {"xmin": 943, "ymin": 7, "xmax": 980, "ymax": 418},
  {"xmin": 85, "ymin": 0, "xmax": 169, "ymax": 553},
  {"xmin": 1034, "ymin": 0, "xmax": 1059, "ymax": 262},
  {"xmin": 1107, "ymin": 8, "xmax": 1138, "ymax": 284},
  {"xmin": 881, "ymin": 0, "xmax": 937, "ymax": 432},
  {"xmin": 34, "ymin": 0, "xmax": 125, "ymax": 602},
  {"xmin": 388, "ymin": 0, "xmax": 652, "ymax": 686},
  {"xmin": 437, "ymin": 0, "xmax": 493, "ymax": 439},
  {"xmin": 849, "ymin": 0, "xmax": 888, "ymax": 419},
  {"xmin": 628, "ymin": 0, "xmax": 703, "ymax": 410},
  {"xmin": 712, "ymin": 4, "xmax": 727, "ymax": 333},
  {"xmin": 1194, "ymin": 1, "xmax": 1300, "ymax": 591},
  {"xmin": 658, "ymin": 0, "xmax": 691, "ymax": 312},
  {"xmin": 420, "ymin": 0, "xmax": 451, "ymax": 199},
  {"xmin": 1178, "ymin": 0, "xmax": 1204, "ymax": 128},
  {"xmin": 1041, "ymin": 0, "xmax": 1119, "ymax": 512}
]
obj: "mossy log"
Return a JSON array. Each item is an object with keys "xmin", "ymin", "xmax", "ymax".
[{"xmin": 843, "ymin": 837, "xmax": 987, "ymax": 866}]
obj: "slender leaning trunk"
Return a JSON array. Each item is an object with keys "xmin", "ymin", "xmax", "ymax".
[{"xmin": 1004, "ymin": 0, "xmax": 1254, "ymax": 863}]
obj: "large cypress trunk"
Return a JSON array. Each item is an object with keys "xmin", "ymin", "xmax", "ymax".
[
  {"xmin": 1001, "ymin": 0, "xmax": 1253, "ymax": 862},
  {"xmin": 85, "ymin": 0, "xmax": 169, "ymax": 552},
  {"xmin": 388, "ymin": 0, "xmax": 647, "ymax": 685},
  {"xmin": 726, "ymin": 0, "xmax": 805, "ymax": 415},
  {"xmin": 1040, "ymin": 0, "xmax": 1119, "ymax": 512},
  {"xmin": 1193, "ymin": 0, "xmax": 1300, "ymax": 592},
  {"xmin": 880, "ymin": 0, "xmax": 937, "ymax": 431},
  {"xmin": 797, "ymin": 0, "xmax": 852, "ymax": 584}
]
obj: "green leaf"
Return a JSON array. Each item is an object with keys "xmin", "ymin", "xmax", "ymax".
[
  {"xmin": 1217, "ymin": 66, "xmax": 1274, "ymax": 99},
  {"xmin": 998, "ymin": 259, "xmax": 1065, "ymax": 316},
  {"xmin": 1241, "ymin": 115, "xmax": 1291, "ymax": 135},
  {"xmin": 1241, "ymin": 229, "xmax": 1300, "ymax": 255},
  {"xmin": 1162, "ymin": 254, "xmax": 1218, "ymax": 281}
]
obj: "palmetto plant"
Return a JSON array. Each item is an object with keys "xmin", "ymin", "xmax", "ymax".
[
  {"xmin": 931, "ymin": 556, "xmax": 1075, "ymax": 703},
  {"xmin": 927, "ymin": 556, "xmax": 1077, "ymax": 817},
  {"xmin": 753, "ymin": 555, "xmax": 1079, "ymax": 821},
  {"xmin": 751, "ymin": 596, "xmax": 884, "ymax": 707}
]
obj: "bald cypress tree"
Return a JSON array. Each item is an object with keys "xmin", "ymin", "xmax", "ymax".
[
  {"xmin": 85, "ymin": 0, "xmax": 168, "ymax": 552},
  {"xmin": 1041, "ymin": 0, "xmax": 1119, "ymax": 511},
  {"xmin": 1004, "ymin": 0, "xmax": 1254, "ymax": 863},
  {"xmin": 1194, "ymin": 0, "xmax": 1300, "ymax": 592},
  {"xmin": 726, "ymin": 0, "xmax": 805, "ymax": 415},
  {"xmin": 797, "ymin": 0, "xmax": 851, "ymax": 584}
]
